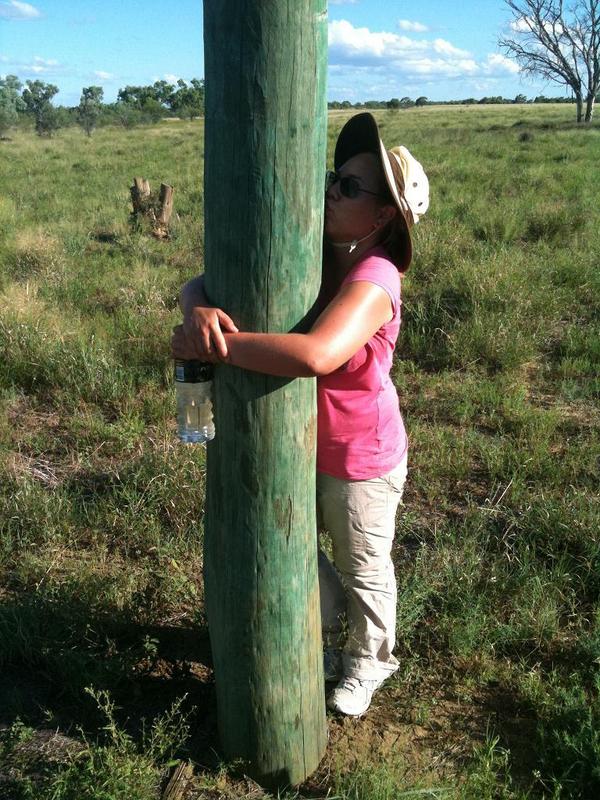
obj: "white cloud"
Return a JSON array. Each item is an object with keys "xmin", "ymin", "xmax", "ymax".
[
  {"xmin": 34, "ymin": 56, "xmax": 57, "ymax": 66},
  {"xmin": 432, "ymin": 38, "xmax": 471, "ymax": 58},
  {"xmin": 151, "ymin": 74, "xmax": 183, "ymax": 85},
  {"xmin": 398, "ymin": 19, "xmax": 428, "ymax": 33},
  {"xmin": 484, "ymin": 53, "xmax": 521, "ymax": 74},
  {"xmin": 16, "ymin": 56, "xmax": 63, "ymax": 76},
  {"xmin": 329, "ymin": 19, "xmax": 425, "ymax": 61},
  {"xmin": 328, "ymin": 20, "xmax": 477, "ymax": 72},
  {"xmin": 509, "ymin": 15, "xmax": 566, "ymax": 36},
  {"xmin": 329, "ymin": 20, "xmax": 519, "ymax": 79},
  {"xmin": 94, "ymin": 70, "xmax": 114, "ymax": 80},
  {"xmin": 328, "ymin": 20, "xmax": 523, "ymax": 100},
  {"xmin": 0, "ymin": 0, "xmax": 41, "ymax": 19},
  {"xmin": 510, "ymin": 17, "xmax": 531, "ymax": 33}
]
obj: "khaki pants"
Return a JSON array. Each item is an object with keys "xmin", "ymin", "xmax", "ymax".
[{"xmin": 316, "ymin": 456, "xmax": 407, "ymax": 681}]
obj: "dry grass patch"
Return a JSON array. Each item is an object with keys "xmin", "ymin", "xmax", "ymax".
[
  {"xmin": 0, "ymin": 196, "xmax": 16, "ymax": 228},
  {"xmin": 0, "ymin": 281, "xmax": 78, "ymax": 341},
  {"xmin": 8, "ymin": 227, "xmax": 64, "ymax": 279}
]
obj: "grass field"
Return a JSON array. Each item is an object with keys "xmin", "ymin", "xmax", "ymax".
[{"xmin": 0, "ymin": 103, "xmax": 599, "ymax": 799}]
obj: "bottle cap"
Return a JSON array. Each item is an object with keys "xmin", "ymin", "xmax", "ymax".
[{"xmin": 174, "ymin": 359, "xmax": 214, "ymax": 383}]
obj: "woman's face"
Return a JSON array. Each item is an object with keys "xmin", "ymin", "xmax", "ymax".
[{"xmin": 324, "ymin": 152, "xmax": 387, "ymax": 244}]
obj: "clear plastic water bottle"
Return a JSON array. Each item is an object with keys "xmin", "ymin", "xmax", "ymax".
[{"xmin": 174, "ymin": 359, "xmax": 215, "ymax": 444}]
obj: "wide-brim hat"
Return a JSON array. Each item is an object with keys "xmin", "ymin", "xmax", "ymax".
[{"xmin": 334, "ymin": 112, "xmax": 429, "ymax": 270}]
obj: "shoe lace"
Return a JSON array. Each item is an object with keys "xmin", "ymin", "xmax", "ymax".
[
  {"xmin": 340, "ymin": 677, "xmax": 359, "ymax": 689},
  {"xmin": 338, "ymin": 677, "xmax": 366, "ymax": 691},
  {"xmin": 339, "ymin": 676, "xmax": 378, "ymax": 692}
]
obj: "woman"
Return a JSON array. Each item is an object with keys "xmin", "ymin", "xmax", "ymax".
[{"xmin": 172, "ymin": 113, "xmax": 429, "ymax": 716}]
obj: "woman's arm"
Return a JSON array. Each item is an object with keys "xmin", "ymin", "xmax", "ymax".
[
  {"xmin": 216, "ymin": 280, "xmax": 393, "ymax": 377},
  {"xmin": 179, "ymin": 274, "xmax": 208, "ymax": 313},
  {"xmin": 172, "ymin": 275, "xmax": 393, "ymax": 376},
  {"xmin": 178, "ymin": 275, "xmax": 238, "ymax": 359}
]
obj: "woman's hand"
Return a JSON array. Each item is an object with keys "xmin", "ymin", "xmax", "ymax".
[
  {"xmin": 171, "ymin": 322, "xmax": 215, "ymax": 362},
  {"xmin": 183, "ymin": 305, "xmax": 239, "ymax": 360},
  {"xmin": 173, "ymin": 274, "xmax": 239, "ymax": 361},
  {"xmin": 172, "ymin": 306, "xmax": 239, "ymax": 363}
]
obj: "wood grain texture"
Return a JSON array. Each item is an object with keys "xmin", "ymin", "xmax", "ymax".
[
  {"xmin": 161, "ymin": 761, "xmax": 194, "ymax": 800},
  {"xmin": 203, "ymin": 0, "xmax": 328, "ymax": 789}
]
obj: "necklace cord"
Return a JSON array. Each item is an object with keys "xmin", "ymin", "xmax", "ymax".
[{"xmin": 326, "ymin": 227, "xmax": 379, "ymax": 254}]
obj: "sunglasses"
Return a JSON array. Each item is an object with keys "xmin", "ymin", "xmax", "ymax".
[{"xmin": 325, "ymin": 170, "xmax": 380, "ymax": 199}]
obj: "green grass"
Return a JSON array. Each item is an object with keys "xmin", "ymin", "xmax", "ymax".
[
  {"xmin": 0, "ymin": 105, "xmax": 599, "ymax": 798},
  {"xmin": 0, "ymin": 691, "xmax": 190, "ymax": 800}
]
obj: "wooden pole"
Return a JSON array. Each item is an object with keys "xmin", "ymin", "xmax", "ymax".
[{"xmin": 203, "ymin": 0, "xmax": 328, "ymax": 789}]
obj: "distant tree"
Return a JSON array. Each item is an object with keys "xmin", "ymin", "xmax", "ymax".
[
  {"xmin": 117, "ymin": 84, "xmax": 157, "ymax": 107},
  {"xmin": 55, "ymin": 106, "xmax": 74, "ymax": 129},
  {"xmin": 77, "ymin": 86, "xmax": 104, "ymax": 136},
  {"xmin": 514, "ymin": 93, "xmax": 528, "ymax": 103},
  {"xmin": 0, "ymin": 74, "xmax": 23, "ymax": 137},
  {"xmin": 115, "ymin": 91, "xmax": 164, "ymax": 126},
  {"xmin": 140, "ymin": 97, "xmax": 166, "ymax": 123},
  {"xmin": 387, "ymin": 97, "xmax": 401, "ymax": 110},
  {"xmin": 534, "ymin": 94, "xmax": 554, "ymax": 102},
  {"xmin": 151, "ymin": 79, "xmax": 175, "ymax": 106},
  {"xmin": 415, "ymin": 96, "xmax": 429, "ymax": 106},
  {"xmin": 499, "ymin": 0, "xmax": 600, "ymax": 122},
  {"xmin": 114, "ymin": 101, "xmax": 143, "ymax": 128},
  {"xmin": 169, "ymin": 78, "xmax": 205, "ymax": 119},
  {"xmin": 22, "ymin": 80, "xmax": 61, "ymax": 136},
  {"xmin": 533, "ymin": 93, "xmax": 575, "ymax": 102},
  {"xmin": 400, "ymin": 96, "xmax": 415, "ymax": 108}
]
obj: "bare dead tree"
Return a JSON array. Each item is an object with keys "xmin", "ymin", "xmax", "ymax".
[{"xmin": 499, "ymin": 0, "xmax": 600, "ymax": 122}]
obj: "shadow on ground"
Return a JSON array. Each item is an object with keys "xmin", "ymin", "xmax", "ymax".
[
  {"xmin": 0, "ymin": 590, "xmax": 222, "ymax": 776},
  {"xmin": 0, "ymin": 591, "xmax": 542, "ymax": 797}
]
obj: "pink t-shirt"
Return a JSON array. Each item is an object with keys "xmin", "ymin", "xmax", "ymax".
[{"xmin": 316, "ymin": 247, "xmax": 407, "ymax": 480}]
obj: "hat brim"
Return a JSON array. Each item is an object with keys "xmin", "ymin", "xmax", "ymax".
[{"xmin": 334, "ymin": 113, "xmax": 412, "ymax": 270}]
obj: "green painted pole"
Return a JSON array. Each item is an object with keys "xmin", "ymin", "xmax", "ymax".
[{"xmin": 202, "ymin": 0, "xmax": 328, "ymax": 789}]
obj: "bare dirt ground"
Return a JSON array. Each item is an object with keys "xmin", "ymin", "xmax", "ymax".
[{"xmin": 0, "ymin": 618, "xmax": 536, "ymax": 798}]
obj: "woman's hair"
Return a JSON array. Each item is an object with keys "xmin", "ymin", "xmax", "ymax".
[
  {"xmin": 378, "ymin": 217, "xmax": 410, "ymax": 274},
  {"xmin": 374, "ymin": 165, "xmax": 411, "ymax": 274}
]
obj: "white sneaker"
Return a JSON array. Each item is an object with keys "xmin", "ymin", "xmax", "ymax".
[{"xmin": 326, "ymin": 676, "xmax": 383, "ymax": 716}]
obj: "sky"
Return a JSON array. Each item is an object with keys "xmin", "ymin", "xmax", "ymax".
[{"xmin": 0, "ymin": 0, "xmax": 570, "ymax": 106}]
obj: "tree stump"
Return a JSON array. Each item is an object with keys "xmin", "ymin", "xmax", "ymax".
[
  {"xmin": 129, "ymin": 177, "xmax": 174, "ymax": 239},
  {"xmin": 161, "ymin": 761, "xmax": 194, "ymax": 800},
  {"xmin": 155, "ymin": 183, "xmax": 174, "ymax": 238}
]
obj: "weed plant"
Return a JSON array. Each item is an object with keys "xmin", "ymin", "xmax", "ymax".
[{"xmin": 0, "ymin": 105, "xmax": 599, "ymax": 797}]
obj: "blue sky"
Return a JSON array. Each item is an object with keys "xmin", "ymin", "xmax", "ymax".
[{"xmin": 1, "ymin": 0, "xmax": 569, "ymax": 105}]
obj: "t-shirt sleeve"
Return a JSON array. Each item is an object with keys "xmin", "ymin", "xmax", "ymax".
[{"xmin": 342, "ymin": 255, "xmax": 401, "ymax": 317}]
